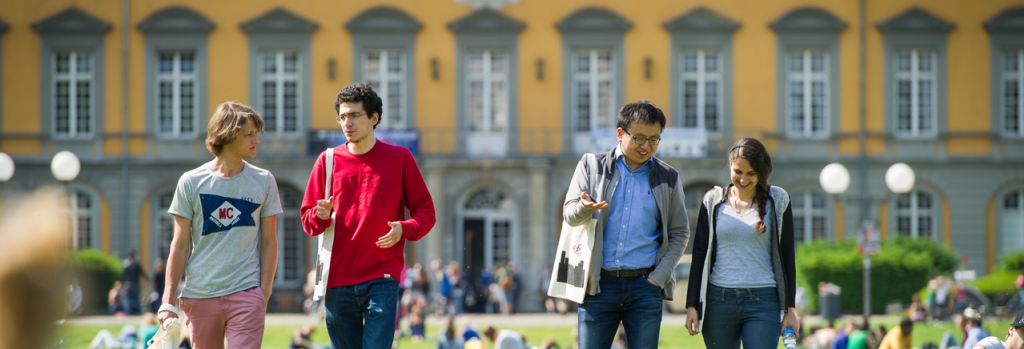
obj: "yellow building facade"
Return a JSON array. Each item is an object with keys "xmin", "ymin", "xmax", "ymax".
[{"xmin": 1, "ymin": 0, "xmax": 1022, "ymax": 311}]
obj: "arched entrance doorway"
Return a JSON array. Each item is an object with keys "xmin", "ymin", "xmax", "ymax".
[{"xmin": 456, "ymin": 186, "xmax": 517, "ymax": 313}]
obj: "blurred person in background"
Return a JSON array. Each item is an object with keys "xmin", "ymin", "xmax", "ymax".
[
  {"xmin": 878, "ymin": 319, "xmax": 913, "ymax": 349},
  {"xmin": 120, "ymin": 250, "xmax": 146, "ymax": 315},
  {"xmin": 963, "ymin": 308, "xmax": 991, "ymax": 348},
  {"xmin": 66, "ymin": 277, "xmax": 83, "ymax": 317},
  {"xmin": 151, "ymin": 258, "xmax": 166, "ymax": 313}
]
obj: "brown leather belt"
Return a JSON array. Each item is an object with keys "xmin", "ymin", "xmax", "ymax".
[{"xmin": 601, "ymin": 266, "xmax": 655, "ymax": 278}]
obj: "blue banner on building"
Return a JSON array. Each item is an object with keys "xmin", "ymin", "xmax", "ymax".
[{"xmin": 308, "ymin": 129, "xmax": 420, "ymax": 156}]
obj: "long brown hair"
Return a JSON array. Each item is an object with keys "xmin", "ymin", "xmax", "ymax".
[{"xmin": 727, "ymin": 137, "xmax": 773, "ymax": 233}]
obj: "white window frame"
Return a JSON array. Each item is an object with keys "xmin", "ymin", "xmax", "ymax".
[
  {"xmin": 792, "ymin": 189, "xmax": 829, "ymax": 243},
  {"xmin": 1001, "ymin": 189, "xmax": 1024, "ymax": 256},
  {"xmin": 573, "ymin": 49, "xmax": 616, "ymax": 132},
  {"xmin": 259, "ymin": 50, "xmax": 301, "ymax": 134},
  {"xmin": 156, "ymin": 191, "xmax": 175, "ymax": 259},
  {"xmin": 894, "ymin": 189, "xmax": 937, "ymax": 240},
  {"xmin": 680, "ymin": 49, "xmax": 722, "ymax": 132},
  {"xmin": 276, "ymin": 188, "xmax": 303, "ymax": 287},
  {"xmin": 364, "ymin": 50, "xmax": 406, "ymax": 129},
  {"xmin": 894, "ymin": 49, "xmax": 938, "ymax": 136},
  {"xmin": 466, "ymin": 50, "xmax": 509, "ymax": 134},
  {"xmin": 53, "ymin": 51, "xmax": 95, "ymax": 137},
  {"xmin": 786, "ymin": 49, "xmax": 829, "ymax": 137},
  {"xmin": 1003, "ymin": 49, "xmax": 1024, "ymax": 136},
  {"xmin": 156, "ymin": 51, "xmax": 198, "ymax": 137},
  {"xmin": 70, "ymin": 188, "xmax": 98, "ymax": 250}
]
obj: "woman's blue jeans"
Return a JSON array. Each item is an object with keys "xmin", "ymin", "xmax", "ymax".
[{"xmin": 701, "ymin": 284, "xmax": 782, "ymax": 349}]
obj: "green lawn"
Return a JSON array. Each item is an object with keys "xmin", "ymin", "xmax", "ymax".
[{"xmin": 54, "ymin": 318, "xmax": 1015, "ymax": 349}]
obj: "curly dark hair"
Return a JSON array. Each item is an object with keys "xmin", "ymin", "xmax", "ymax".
[{"xmin": 334, "ymin": 83, "xmax": 383, "ymax": 129}]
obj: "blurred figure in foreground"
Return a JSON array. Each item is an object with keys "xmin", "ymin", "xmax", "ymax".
[{"xmin": 0, "ymin": 189, "xmax": 75, "ymax": 349}]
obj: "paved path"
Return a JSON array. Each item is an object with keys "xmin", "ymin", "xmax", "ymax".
[{"xmin": 67, "ymin": 313, "xmax": 898, "ymax": 327}]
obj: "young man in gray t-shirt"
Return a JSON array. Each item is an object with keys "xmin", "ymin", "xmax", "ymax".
[{"xmin": 158, "ymin": 102, "xmax": 283, "ymax": 349}]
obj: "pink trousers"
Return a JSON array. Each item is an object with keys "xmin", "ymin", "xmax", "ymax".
[{"xmin": 180, "ymin": 287, "xmax": 266, "ymax": 349}]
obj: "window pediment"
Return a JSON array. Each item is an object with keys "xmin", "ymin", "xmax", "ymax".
[
  {"xmin": 346, "ymin": 7, "xmax": 421, "ymax": 34},
  {"xmin": 241, "ymin": 8, "xmax": 318, "ymax": 34},
  {"xmin": 770, "ymin": 7, "xmax": 846, "ymax": 33},
  {"xmin": 557, "ymin": 8, "xmax": 631, "ymax": 33},
  {"xmin": 449, "ymin": 9, "xmax": 524, "ymax": 33},
  {"xmin": 664, "ymin": 7, "xmax": 738, "ymax": 33},
  {"xmin": 877, "ymin": 7, "xmax": 954, "ymax": 34},
  {"xmin": 33, "ymin": 7, "xmax": 112, "ymax": 34},
  {"xmin": 986, "ymin": 7, "xmax": 1024, "ymax": 33},
  {"xmin": 138, "ymin": 7, "xmax": 214, "ymax": 34}
]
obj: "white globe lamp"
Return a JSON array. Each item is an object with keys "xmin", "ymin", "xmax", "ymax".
[
  {"xmin": 0, "ymin": 152, "xmax": 13, "ymax": 182},
  {"xmin": 819, "ymin": 163, "xmax": 851, "ymax": 195},
  {"xmin": 885, "ymin": 163, "xmax": 915, "ymax": 194},
  {"xmin": 51, "ymin": 151, "xmax": 81, "ymax": 182}
]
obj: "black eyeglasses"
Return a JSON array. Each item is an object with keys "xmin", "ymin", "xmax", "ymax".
[{"xmin": 623, "ymin": 130, "xmax": 661, "ymax": 145}]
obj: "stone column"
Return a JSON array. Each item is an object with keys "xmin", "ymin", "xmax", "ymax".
[
  {"xmin": 422, "ymin": 160, "xmax": 446, "ymax": 265},
  {"xmin": 524, "ymin": 159, "xmax": 551, "ymax": 312}
]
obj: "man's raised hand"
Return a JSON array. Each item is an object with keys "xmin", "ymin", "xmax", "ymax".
[{"xmin": 580, "ymin": 192, "xmax": 609, "ymax": 211}]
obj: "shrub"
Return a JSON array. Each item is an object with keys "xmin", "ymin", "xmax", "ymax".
[
  {"xmin": 796, "ymin": 237, "xmax": 958, "ymax": 314},
  {"xmin": 968, "ymin": 252, "xmax": 1024, "ymax": 301},
  {"xmin": 68, "ymin": 249, "xmax": 122, "ymax": 314},
  {"xmin": 1001, "ymin": 252, "xmax": 1024, "ymax": 273}
]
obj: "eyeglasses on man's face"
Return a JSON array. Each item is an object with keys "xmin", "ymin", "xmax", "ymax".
[
  {"xmin": 623, "ymin": 130, "xmax": 661, "ymax": 145},
  {"xmin": 336, "ymin": 112, "xmax": 366, "ymax": 124}
]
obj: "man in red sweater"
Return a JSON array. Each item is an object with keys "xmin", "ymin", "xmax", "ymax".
[{"xmin": 300, "ymin": 83, "xmax": 436, "ymax": 349}]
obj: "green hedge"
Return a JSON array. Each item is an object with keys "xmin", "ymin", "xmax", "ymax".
[
  {"xmin": 68, "ymin": 249, "xmax": 122, "ymax": 314},
  {"xmin": 796, "ymin": 237, "xmax": 958, "ymax": 314},
  {"xmin": 969, "ymin": 252, "xmax": 1024, "ymax": 301}
]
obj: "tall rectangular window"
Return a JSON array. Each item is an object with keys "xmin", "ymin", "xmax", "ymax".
[
  {"xmin": 259, "ymin": 51, "xmax": 300, "ymax": 134},
  {"xmin": 1001, "ymin": 190, "xmax": 1024, "ymax": 255},
  {"xmin": 364, "ymin": 50, "xmax": 406, "ymax": 129},
  {"xmin": 573, "ymin": 50, "xmax": 615, "ymax": 132},
  {"xmin": 895, "ymin": 190, "xmax": 935, "ymax": 239},
  {"xmin": 157, "ymin": 52, "xmax": 197, "ymax": 136},
  {"xmin": 70, "ymin": 190, "xmax": 95, "ymax": 250},
  {"xmin": 466, "ymin": 50, "xmax": 509, "ymax": 134},
  {"xmin": 681, "ymin": 50, "xmax": 721, "ymax": 132},
  {"xmin": 53, "ymin": 51, "xmax": 94, "ymax": 136},
  {"xmin": 787, "ymin": 50, "xmax": 828, "ymax": 136},
  {"xmin": 280, "ymin": 190, "xmax": 302, "ymax": 284},
  {"xmin": 158, "ymin": 193, "xmax": 174, "ymax": 259},
  {"xmin": 1004, "ymin": 49, "xmax": 1024, "ymax": 136},
  {"xmin": 895, "ymin": 49, "xmax": 937, "ymax": 136},
  {"xmin": 792, "ymin": 190, "xmax": 828, "ymax": 243}
]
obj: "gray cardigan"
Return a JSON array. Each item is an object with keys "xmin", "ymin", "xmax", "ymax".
[
  {"xmin": 562, "ymin": 149, "xmax": 690, "ymax": 300},
  {"xmin": 685, "ymin": 185, "xmax": 796, "ymax": 331}
]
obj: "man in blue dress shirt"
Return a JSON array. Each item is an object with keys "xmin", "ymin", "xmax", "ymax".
[{"xmin": 562, "ymin": 100, "xmax": 690, "ymax": 349}]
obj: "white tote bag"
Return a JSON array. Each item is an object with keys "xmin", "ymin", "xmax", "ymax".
[
  {"xmin": 547, "ymin": 153, "xmax": 598, "ymax": 304},
  {"xmin": 145, "ymin": 318, "xmax": 180, "ymax": 349},
  {"xmin": 312, "ymin": 148, "xmax": 336, "ymax": 301}
]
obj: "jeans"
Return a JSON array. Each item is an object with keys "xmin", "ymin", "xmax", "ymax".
[
  {"xmin": 578, "ymin": 275, "xmax": 663, "ymax": 349},
  {"xmin": 701, "ymin": 284, "xmax": 782, "ymax": 349},
  {"xmin": 325, "ymin": 278, "xmax": 400, "ymax": 349}
]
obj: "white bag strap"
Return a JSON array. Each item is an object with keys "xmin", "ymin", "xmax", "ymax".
[{"xmin": 324, "ymin": 148, "xmax": 334, "ymax": 200}]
